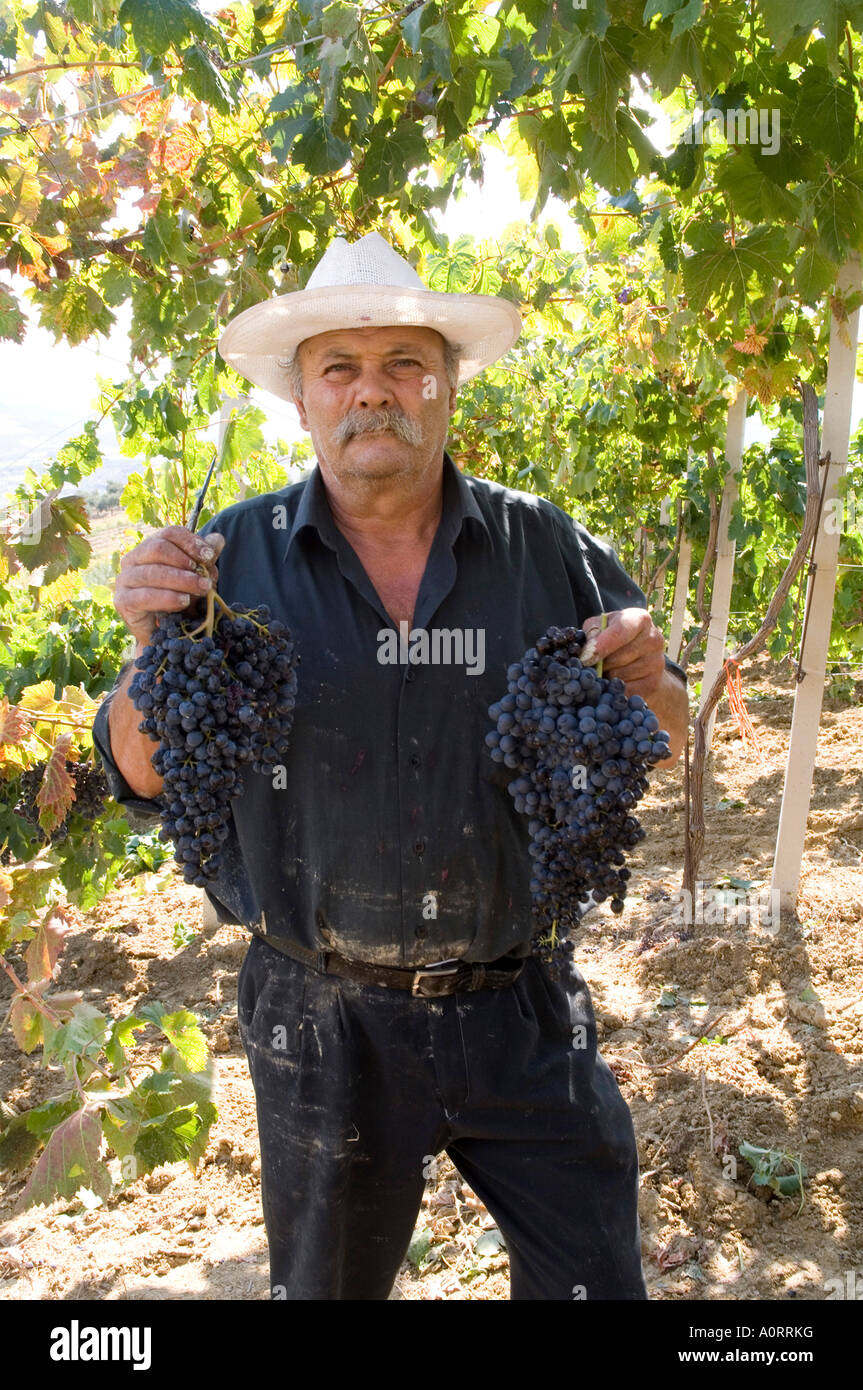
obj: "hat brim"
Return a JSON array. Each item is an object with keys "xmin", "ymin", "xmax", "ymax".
[{"xmin": 217, "ymin": 284, "xmax": 522, "ymax": 403}]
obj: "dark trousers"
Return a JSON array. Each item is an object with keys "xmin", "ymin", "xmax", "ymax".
[{"xmin": 237, "ymin": 934, "xmax": 647, "ymax": 1301}]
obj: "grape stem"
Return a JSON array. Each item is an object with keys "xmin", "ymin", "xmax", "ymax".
[
  {"xmin": 189, "ymin": 589, "xmax": 270, "ymax": 641},
  {"xmin": 595, "ymin": 611, "xmax": 608, "ymax": 679},
  {"xmin": 190, "ymin": 588, "xmax": 218, "ymax": 639}
]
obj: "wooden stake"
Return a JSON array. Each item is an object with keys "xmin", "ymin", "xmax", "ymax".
[
  {"xmin": 772, "ymin": 257, "xmax": 862, "ymax": 910},
  {"xmin": 683, "ymin": 381, "xmax": 826, "ymax": 895},
  {"xmin": 669, "ymin": 483, "xmax": 693, "ymax": 663}
]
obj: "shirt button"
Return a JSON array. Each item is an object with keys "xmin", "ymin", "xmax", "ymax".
[
  {"xmin": 415, "ymin": 924, "xmax": 427, "ymax": 939},
  {"xmin": 408, "ymin": 753, "xmax": 421, "ymax": 768},
  {"xmin": 414, "ymin": 838, "xmax": 426, "ymax": 857},
  {"xmin": 405, "ymin": 668, "xmax": 416, "ymax": 683}
]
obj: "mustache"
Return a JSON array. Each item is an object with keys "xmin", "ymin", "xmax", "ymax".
[{"xmin": 334, "ymin": 406, "xmax": 424, "ymax": 447}]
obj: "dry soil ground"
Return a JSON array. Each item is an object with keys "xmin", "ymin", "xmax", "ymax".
[{"xmin": 1, "ymin": 655, "xmax": 861, "ymax": 1301}]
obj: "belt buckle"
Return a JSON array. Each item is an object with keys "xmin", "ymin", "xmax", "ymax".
[{"xmin": 411, "ymin": 958, "xmax": 460, "ymax": 997}]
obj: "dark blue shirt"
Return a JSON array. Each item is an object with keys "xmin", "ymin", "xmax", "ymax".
[{"xmin": 93, "ymin": 452, "xmax": 685, "ymax": 966}]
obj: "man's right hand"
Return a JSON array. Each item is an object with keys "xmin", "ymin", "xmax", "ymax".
[{"xmin": 115, "ymin": 526, "xmax": 226, "ymax": 645}]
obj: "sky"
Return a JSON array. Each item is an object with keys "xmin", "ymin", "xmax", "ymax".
[{"xmin": 2, "ymin": 86, "xmax": 862, "ymax": 499}]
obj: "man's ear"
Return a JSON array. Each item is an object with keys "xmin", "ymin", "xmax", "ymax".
[
  {"xmin": 447, "ymin": 382, "xmax": 459, "ymax": 414},
  {"xmin": 294, "ymin": 394, "xmax": 309, "ymax": 430}
]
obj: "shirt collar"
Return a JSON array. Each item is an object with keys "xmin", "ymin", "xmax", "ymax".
[{"xmin": 282, "ymin": 448, "xmax": 488, "ymax": 561}]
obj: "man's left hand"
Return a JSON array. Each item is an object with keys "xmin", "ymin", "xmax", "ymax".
[
  {"xmin": 581, "ymin": 607, "xmax": 666, "ymax": 699},
  {"xmin": 581, "ymin": 607, "xmax": 689, "ymax": 767}
]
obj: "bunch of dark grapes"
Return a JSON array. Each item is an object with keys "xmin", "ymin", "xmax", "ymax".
[
  {"xmin": 129, "ymin": 602, "xmax": 298, "ymax": 887},
  {"xmin": 13, "ymin": 760, "xmax": 109, "ymax": 843},
  {"xmin": 485, "ymin": 624, "xmax": 672, "ymax": 967}
]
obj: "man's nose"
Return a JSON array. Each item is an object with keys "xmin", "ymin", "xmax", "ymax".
[{"xmin": 351, "ymin": 362, "xmax": 393, "ymax": 409}]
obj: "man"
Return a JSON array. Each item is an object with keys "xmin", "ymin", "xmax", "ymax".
[{"xmin": 94, "ymin": 231, "xmax": 689, "ymax": 1301}]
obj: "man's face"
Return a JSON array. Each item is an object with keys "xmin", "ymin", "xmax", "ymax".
[{"xmin": 292, "ymin": 325, "xmax": 458, "ymax": 487}]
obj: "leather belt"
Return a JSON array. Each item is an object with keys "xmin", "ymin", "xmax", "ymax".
[{"xmin": 250, "ymin": 930, "xmax": 525, "ymax": 997}]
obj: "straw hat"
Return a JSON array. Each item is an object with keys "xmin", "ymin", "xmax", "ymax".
[{"xmin": 217, "ymin": 231, "xmax": 522, "ymax": 403}]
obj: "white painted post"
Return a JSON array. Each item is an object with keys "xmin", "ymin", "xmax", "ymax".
[
  {"xmin": 772, "ymin": 258, "xmax": 862, "ymax": 910},
  {"xmin": 698, "ymin": 388, "xmax": 748, "ymax": 745},
  {"xmin": 652, "ymin": 559, "xmax": 668, "ymax": 612},
  {"xmin": 649, "ymin": 495, "xmax": 672, "ymax": 612},
  {"xmin": 668, "ymin": 530, "xmax": 693, "ymax": 662}
]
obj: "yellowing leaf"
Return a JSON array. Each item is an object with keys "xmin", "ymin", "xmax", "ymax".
[
  {"xmin": 39, "ymin": 570, "xmax": 81, "ymax": 613},
  {"xmin": 59, "ymin": 685, "xmax": 98, "ymax": 719},
  {"xmin": 0, "ymin": 856, "xmax": 59, "ymax": 938},
  {"xmin": 0, "ymin": 167, "xmax": 41, "ymax": 225},
  {"xmin": 10, "ymin": 996, "xmax": 44, "ymax": 1054},
  {"xmin": 25, "ymin": 909, "xmax": 73, "ymax": 986},
  {"xmin": 36, "ymin": 734, "xmax": 76, "ymax": 835},
  {"xmin": 0, "ymin": 696, "xmax": 29, "ymax": 746},
  {"xmin": 18, "ymin": 682, "xmax": 57, "ymax": 713},
  {"xmin": 733, "ymin": 323, "xmax": 769, "ymax": 355},
  {"xmin": 32, "ymin": 232, "xmax": 70, "ymax": 255},
  {"xmin": 158, "ymin": 1010, "xmax": 209, "ymax": 1072}
]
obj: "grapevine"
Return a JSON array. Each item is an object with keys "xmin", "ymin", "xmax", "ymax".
[{"xmin": 13, "ymin": 760, "xmax": 109, "ymax": 845}]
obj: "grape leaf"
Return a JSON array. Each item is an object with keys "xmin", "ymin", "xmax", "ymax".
[
  {"xmin": 320, "ymin": 1, "xmax": 358, "ymax": 40},
  {"xmin": 158, "ymin": 1009, "xmax": 209, "ymax": 1072},
  {"xmin": 19, "ymin": 1104, "xmax": 111, "ymax": 1207},
  {"xmin": 0, "ymin": 166, "xmax": 41, "ymax": 225},
  {"xmin": 133, "ymin": 1104, "xmax": 201, "ymax": 1170},
  {"xmin": 0, "ymin": 1112, "xmax": 41, "ymax": 1173},
  {"xmin": 23, "ymin": 1093, "xmax": 80, "ymax": 1139},
  {"xmin": 17, "ymin": 681, "xmax": 57, "ymax": 713},
  {"xmin": 186, "ymin": 1098, "xmax": 217, "ymax": 1166},
  {"xmin": 10, "ymin": 995, "xmax": 44, "ymax": 1054},
  {"xmin": 119, "ymin": 0, "xmax": 207, "ymax": 57},
  {"xmin": 36, "ymin": 735, "xmax": 76, "ymax": 835},
  {"xmin": 101, "ymin": 1096, "xmax": 143, "ymax": 1159},
  {"xmin": 45, "ymin": 990, "xmax": 84, "ymax": 1017},
  {"xmin": 40, "ymin": 280, "xmax": 115, "ymax": 346},
  {"xmin": 0, "ymin": 283, "xmax": 26, "ymax": 342},
  {"xmin": 105, "ymin": 1013, "xmax": 147, "ymax": 1071},
  {"xmin": 0, "ymin": 696, "xmax": 28, "ymax": 746},
  {"xmin": 756, "ymin": 0, "xmax": 823, "ymax": 52},
  {"xmin": 571, "ymin": 35, "xmax": 629, "ymax": 140},
  {"xmin": 42, "ymin": 1001, "xmax": 106, "ymax": 1067},
  {"xmin": 25, "ymin": 908, "xmax": 73, "ymax": 984},
  {"xmin": 178, "ymin": 42, "xmax": 234, "ymax": 114},
  {"xmin": 10, "ymin": 494, "xmax": 92, "ymax": 582},
  {"xmin": 681, "ymin": 224, "xmax": 790, "ymax": 316},
  {"xmin": 717, "ymin": 152, "xmax": 800, "ymax": 223},
  {"xmin": 790, "ymin": 68, "xmax": 855, "ymax": 163},
  {"xmin": 813, "ymin": 167, "xmax": 863, "ymax": 262},
  {"xmin": 794, "ymin": 242, "xmax": 838, "ymax": 304}
]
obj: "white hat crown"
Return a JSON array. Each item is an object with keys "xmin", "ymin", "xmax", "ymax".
[
  {"xmin": 306, "ymin": 231, "xmax": 427, "ymax": 291},
  {"xmin": 218, "ymin": 228, "xmax": 522, "ymax": 403}
]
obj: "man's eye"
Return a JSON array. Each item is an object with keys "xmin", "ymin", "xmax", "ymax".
[
  {"xmin": 392, "ymin": 358, "xmax": 421, "ymax": 368},
  {"xmin": 325, "ymin": 363, "xmax": 352, "ymax": 374}
]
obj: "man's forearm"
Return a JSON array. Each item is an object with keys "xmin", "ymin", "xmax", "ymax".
[
  {"xmin": 107, "ymin": 646, "xmax": 165, "ymax": 799},
  {"xmin": 645, "ymin": 669, "xmax": 689, "ymax": 769}
]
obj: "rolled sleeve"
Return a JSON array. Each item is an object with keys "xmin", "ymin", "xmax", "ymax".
[
  {"xmin": 92, "ymin": 681, "xmax": 163, "ymax": 823},
  {"xmin": 553, "ymin": 510, "xmax": 688, "ymax": 686}
]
